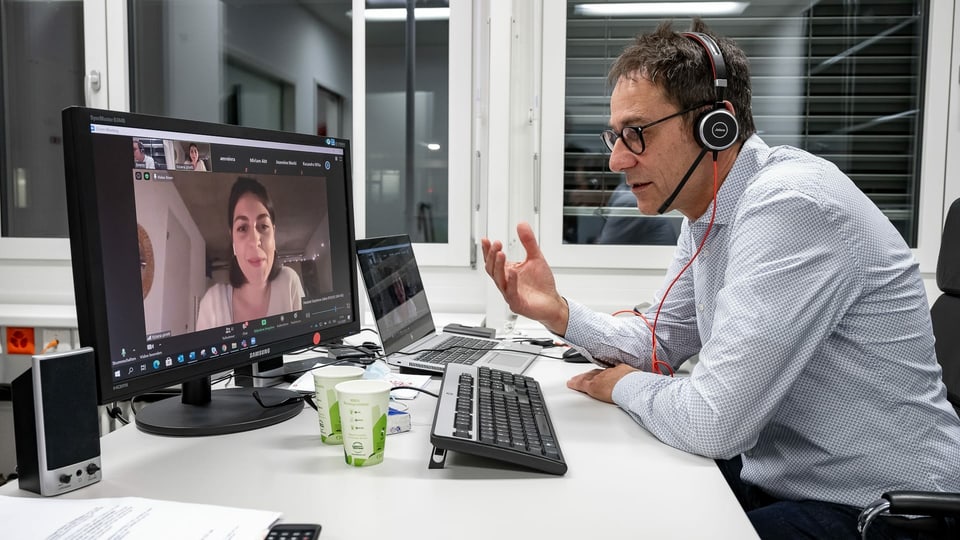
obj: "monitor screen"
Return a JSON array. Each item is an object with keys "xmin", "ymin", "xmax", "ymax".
[{"xmin": 62, "ymin": 107, "xmax": 360, "ymax": 436}]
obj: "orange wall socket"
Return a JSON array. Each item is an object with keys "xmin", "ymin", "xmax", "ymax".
[{"xmin": 6, "ymin": 327, "xmax": 36, "ymax": 355}]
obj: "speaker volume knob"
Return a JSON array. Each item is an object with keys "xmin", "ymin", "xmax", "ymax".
[
  {"xmin": 86, "ymin": 463, "xmax": 101, "ymax": 475},
  {"xmin": 59, "ymin": 474, "xmax": 72, "ymax": 484}
]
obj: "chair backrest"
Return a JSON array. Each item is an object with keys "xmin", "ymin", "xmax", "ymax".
[{"xmin": 932, "ymin": 198, "xmax": 960, "ymax": 411}]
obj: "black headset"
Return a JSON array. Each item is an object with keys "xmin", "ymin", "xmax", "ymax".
[{"xmin": 682, "ymin": 32, "xmax": 739, "ymax": 152}]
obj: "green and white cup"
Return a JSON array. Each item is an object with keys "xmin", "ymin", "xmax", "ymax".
[
  {"xmin": 335, "ymin": 379, "xmax": 391, "ymax": 467},
  {"xmin": 312, "ymin": 365, "xmax": 365, "ymax": 444}
]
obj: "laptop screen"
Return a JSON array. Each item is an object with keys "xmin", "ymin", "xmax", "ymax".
[{"xmin": 356, "ymin": 235, "xmax": 436, "ymax": 355}]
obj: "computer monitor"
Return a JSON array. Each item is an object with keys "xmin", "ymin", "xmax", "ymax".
[{"xmin": 61, "ymin": 107, "xmax": 360, "ymax": 436}]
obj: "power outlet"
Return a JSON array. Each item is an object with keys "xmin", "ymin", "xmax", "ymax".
[
  {"xmin": 5, "ymin": 327, "xmax": 35, "ymax": 355},
  {"xmin": 39, "ymin": 328, "xmax": 74, "ymax": 354}
]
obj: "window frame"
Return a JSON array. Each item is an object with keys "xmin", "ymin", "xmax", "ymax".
[{"xmin": 0, "ymin": 0, "xmax": 127, "ymax": 324}]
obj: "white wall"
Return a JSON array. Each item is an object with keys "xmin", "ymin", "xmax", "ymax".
[{"xmin": 134, "ymin": 180, "xmax": 206, "ymax": 336}]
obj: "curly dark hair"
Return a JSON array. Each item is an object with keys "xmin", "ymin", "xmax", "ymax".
[{"xmin": 607, "ymin": 19, "xmax": 755, "ymax": 143}]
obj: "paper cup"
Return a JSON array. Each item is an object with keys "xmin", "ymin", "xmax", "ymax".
[
  {"xmin": 312, "ymin": 365, "xmax": 365, "ymax": 444},
  {"xmin": 335, "ymin": 379, "xmax": 391, "ymax": 467}
]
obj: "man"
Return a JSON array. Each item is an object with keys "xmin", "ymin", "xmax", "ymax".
[
  {"xmin": 133, "ymin": 139, "xmax": 156, "ymax": 169},
  {"xmin": 482, "ymin": 20, "xmax": 960, "ymax": 539}
]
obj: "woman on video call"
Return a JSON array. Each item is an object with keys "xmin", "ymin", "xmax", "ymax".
[
  {"xmin": 196, "ymin": 177, "xmax": 304, "ymax": 331},
  {"xmin": 188, "ymin": 142, "xmax": 207, "ymax": 171}
]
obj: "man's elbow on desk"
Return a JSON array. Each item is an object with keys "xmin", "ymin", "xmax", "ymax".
[{"xmin": 609, "ymin": 370, "xmax": 760, "ymax": 459}]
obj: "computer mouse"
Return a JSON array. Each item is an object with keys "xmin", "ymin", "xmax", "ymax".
[{"xmin": 562, "ymin": 348, "xmax": 590, "ymax": 363}]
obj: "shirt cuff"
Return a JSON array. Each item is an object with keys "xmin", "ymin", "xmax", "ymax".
[{"xmin": 562, "ymin": 299, "xmax": 593, "ymax": 343}]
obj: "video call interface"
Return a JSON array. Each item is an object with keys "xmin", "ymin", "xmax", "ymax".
[{"xmin": 89, "ymin": 123, "xmax": 354, "ymax": 385}]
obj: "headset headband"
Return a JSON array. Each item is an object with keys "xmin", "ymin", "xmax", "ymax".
[{"xmin": 682, "ymin": 32, "xmax": 727, "ymax": 103}]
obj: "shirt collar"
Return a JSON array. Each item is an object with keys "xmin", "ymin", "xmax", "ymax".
[{"xmin": 690, "ymin": 134, "xmax": 769, "ymax": 227}]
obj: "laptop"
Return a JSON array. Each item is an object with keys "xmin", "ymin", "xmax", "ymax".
[{"xmin": 355, "ymin": 235, "xmax": 540, "ymax": 374}]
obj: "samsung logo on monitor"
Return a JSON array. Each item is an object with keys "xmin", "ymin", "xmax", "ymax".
[{"xmin": 250, "ymin": 348, "xmax": 272, "ymax": 360}]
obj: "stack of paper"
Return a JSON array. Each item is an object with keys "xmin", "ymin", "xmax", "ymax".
[{"xmin": 0, "ymin": 495, "xmax": 280, "ymax": 539}]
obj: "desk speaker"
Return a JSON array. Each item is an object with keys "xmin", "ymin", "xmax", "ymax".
[{"xmin": 11, "ymin": 347, "xmax": 101, "ymax": 496}]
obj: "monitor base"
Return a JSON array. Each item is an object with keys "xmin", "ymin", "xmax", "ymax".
[{"xmin": 135, "ymin": 387, "xmax": 303, "ymax": 437}]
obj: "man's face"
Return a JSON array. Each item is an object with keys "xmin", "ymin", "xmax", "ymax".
[
  {"xmin": 133, "ymin": 142, "xmax": 144, "ymax": 162},
  {"xmin": 607, "ymin": 77, "xmax": 707, "ymax": 217}
]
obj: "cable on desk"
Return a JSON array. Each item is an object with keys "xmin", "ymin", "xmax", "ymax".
[
  {"xmin": 391, "ymin": 386, "xmax": 439, "ymax": 399},
  {"xmin": 106, "ymin": 401, "xmax": 129, "ymax": 425},
  {"xmin": 129, "ymin": 388, "xmax": 180, "ymax": 416}
]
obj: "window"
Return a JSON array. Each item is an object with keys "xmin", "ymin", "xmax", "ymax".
[
  {"xmin": 0, "ymin": 0, "xmax": 85, "ymax": 238},
  {"xmin": 560, "ymin": 0, "xmax": 928, "ymax": 247},
  {"xmin": 129, "ymin": 0, "xmax": 351, "ymax": 132},
  {"xmin": 364, "ymin": 1, "xmax": 451, "ymax": 243}
]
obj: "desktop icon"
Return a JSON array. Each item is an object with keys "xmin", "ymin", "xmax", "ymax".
[
  {"xmin": 165, "ymin": 357, "xmax": 173, "ymax": 367},
  {"xmin": 177, "ymin": 354, "xmax": 185, "ymax": 363},
  {"xmin": 143, "ymin": 172, "xmax": 151, "ymax": 180},
  {"xmin": 211, "ymin": 346, "xmax": 218, "ymax": 355},
  {"xmin": 251, "ymin": 337, "xmax": 257, "ymax": 346},
  {"xmin": 114, "ymin": 370, "xmax": 121, "ymax": 378},
  {"xmin": 261, "ymin": 319, "xmax": 267, "ymax": 326},
  {"xmin": 140, "ymin": 364, "xmax": 147, "ymax": 372},
  {"xmin": 152, "ymin": 360, "xmax": 160, "ymax": 369},
  {"xmin": 221, "ymin": 344, "xmax": 228, "ymax": 353},
  {"xmin": 189, "ymin": 351, "xmax": 196, "ymax": 361}
]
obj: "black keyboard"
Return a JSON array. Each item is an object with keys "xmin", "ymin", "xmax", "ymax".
[{"xmin": 429, "ymin": 364, "xmax": 567, "ymax": 475}]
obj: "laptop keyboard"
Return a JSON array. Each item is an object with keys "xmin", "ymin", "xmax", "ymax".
[{"xmin": 414, "ymin": 335, "xmax": 497, "ymax": 366}]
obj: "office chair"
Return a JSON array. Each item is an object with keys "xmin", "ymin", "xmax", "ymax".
[{"xmin": 857, "ymin": 198, "xmax": 960, "ymax": 539}]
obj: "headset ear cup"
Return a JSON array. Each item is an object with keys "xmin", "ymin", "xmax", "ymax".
[{"xmin": 695, "ymin": 108, "xmax": 739, "ymax": 151}]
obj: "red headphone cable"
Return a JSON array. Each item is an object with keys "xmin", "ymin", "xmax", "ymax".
[{"xmin": 649, "ymin": 156, "xmax": 720, "ymax": 376}]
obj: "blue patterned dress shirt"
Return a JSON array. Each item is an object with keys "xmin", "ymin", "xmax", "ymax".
[{"xmin": 564, "ymin": 134, "xmax": 960, "ymax": 507}]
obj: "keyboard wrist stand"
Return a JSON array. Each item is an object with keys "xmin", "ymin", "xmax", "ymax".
[{"xmin": 428, "ymin": 447, "xmax": 448, "ymax": 470}]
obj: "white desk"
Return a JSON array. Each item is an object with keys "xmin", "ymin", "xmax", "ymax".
[{"xmin": 0, "ymin": 359, "xmax": 758, "ymax": 539}]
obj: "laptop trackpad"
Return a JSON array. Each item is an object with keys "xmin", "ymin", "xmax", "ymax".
[{"xmin": 483, "ymin": 352, "xmax": 528, "ymax": 368}]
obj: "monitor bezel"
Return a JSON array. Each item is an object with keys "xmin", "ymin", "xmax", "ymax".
[{"xmin": 62, "ymin": 106, "xmax": 361, "ymax": 405}]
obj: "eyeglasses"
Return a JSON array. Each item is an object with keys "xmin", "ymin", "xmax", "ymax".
[
  {"xmin": 252, "ymin": 390, "xmax": 317, "ymax": 411},
  {"xmin": 600, "ymin": 103, "xmax": 708, "ymax": 155}
]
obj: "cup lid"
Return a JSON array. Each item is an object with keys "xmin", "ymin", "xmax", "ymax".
[
  {"xmin": 312, "ymin": 365, "xmax": 365, "ymax": 378},
  {"xmin": 334, "ymin": 378, "xmax": 392, "ymax": 395}
]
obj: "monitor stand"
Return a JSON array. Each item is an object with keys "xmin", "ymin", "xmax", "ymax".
[{"xmin": 134, "ymin": 376, "xmax": 303, "ymax": 436}]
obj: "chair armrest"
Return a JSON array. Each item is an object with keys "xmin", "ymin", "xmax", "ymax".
[{"xmin": 884, "ymin": 491, "xmax": 960, "ymax": 517}]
